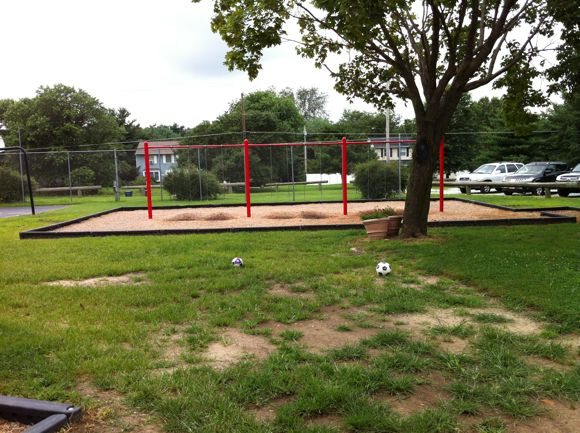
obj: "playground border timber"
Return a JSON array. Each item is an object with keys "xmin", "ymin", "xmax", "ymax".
[
  {"xmin": 0, "ymin": 395, "xmax": 82, "ymax": 433},
  {"xmin": 19, "ymin": 198, "xmax": 577, "ymax": 240}
]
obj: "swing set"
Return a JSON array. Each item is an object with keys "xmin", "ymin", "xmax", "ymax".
[{"xmin": 142, "ymin": 136, "xmax": 446, "ymax": 219}]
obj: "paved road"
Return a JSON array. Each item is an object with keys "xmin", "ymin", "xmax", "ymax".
[{"xmin": 0, "ymin": 205, "xmax": 65, "ymax": 218}]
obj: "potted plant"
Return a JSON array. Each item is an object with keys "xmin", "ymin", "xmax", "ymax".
[{"xmin": 360, "ymin": 207, "xmax": 396, "ymax": 240}]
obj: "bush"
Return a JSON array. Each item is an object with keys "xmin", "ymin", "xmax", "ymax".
[
  {"xmin": 0, "ymin": 166, "xmax": 37, "ymax": 202},
  {"xmin": 353, "ymin": 160, "xmax": 406, "ymax": 199},
  {"xmin": 70, "ymin": 166, "xmax": 96, "ymax": 186},
  {"xmin": 163, "ymin": 165, "xmax": 222, "ymax": 200}
]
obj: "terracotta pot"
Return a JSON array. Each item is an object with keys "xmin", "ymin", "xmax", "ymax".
[
  {"xmin": 386, "ymin": 215, "xmax": 403, "ymax": 237},
  {"xmin": 362, "ymin": 218, "xmax": 390, "ymax": 240}
]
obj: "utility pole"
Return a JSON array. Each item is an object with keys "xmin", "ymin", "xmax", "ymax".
[
  {"xmin": 18, "ymin": 128, "xmax": 25, "ymax": 202},
  {"xmin": 385, "ymin": 108, "xmax": 390, "ymax": 162},
  {"xmin": 303, "ymin": 125, "xmax": 307, "ymax": 180},
  {"xmin": 241, "ymin": 93, "xmax": 246, "ymax": 139}
]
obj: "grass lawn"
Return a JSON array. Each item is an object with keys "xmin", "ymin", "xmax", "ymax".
[{"xmin": 0, "ymin": 196, "xmax": 578, "ymax": 432}]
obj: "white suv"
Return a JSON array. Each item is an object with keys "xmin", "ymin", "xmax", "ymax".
[{"xmin": 457, "ymin": 162, "xmax": 524, "ymax": 193}]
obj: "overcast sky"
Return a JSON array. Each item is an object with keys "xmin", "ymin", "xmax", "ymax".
[{"xmin": 0, "ymin": 0, "xmax": 394, "ymax": 128}]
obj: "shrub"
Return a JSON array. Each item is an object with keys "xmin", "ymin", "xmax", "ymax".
[
  {"xmin": 163, "ymin": 165, "xmax": 222, "ymax": 200},
  {"xmin": 130, "ymin": 176, "xmax": 147, "ymax": 186},
  {"xmin": 0, "ymin": 166, "xmax": 37, "ymax": 202},
  {"xmin": 353, "ymin": 160, "xmax": 406, "ymax": 199},
  {"xmin": 70, "ymin": 166, "xmax": 96, "ymax": 186}
]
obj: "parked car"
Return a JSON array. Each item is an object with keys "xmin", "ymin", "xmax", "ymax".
[
  {"xmin": 503, "ymin": 162, "xmax": 569, "ymax": 195},
  {"xmin": 556, "ymin": 163, "xmax": 580, "ymax": 197},
  {"xmin": 457, "ymin": 162, "xmax": 524, "ymax": 193}
]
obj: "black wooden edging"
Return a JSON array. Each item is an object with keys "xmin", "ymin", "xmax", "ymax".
[
  {"xmin": 0, "ymin": 395, "xmax": 81, "ymax": 433},
  {"xmin": 19, "ymin": 198, "xmax": 578, "ymax": 239}
]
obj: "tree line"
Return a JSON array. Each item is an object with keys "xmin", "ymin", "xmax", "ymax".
[{"xmin": 0, "ymin": 83, "xmax": 578, "ymax": 192}]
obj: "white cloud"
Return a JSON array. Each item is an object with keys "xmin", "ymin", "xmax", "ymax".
[{"xmin": 0, "ymin": 0, "xmax": 381, "ymax": 129}]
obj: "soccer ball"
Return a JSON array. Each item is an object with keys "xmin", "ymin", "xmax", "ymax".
[
  {"xmin": 376, "ymin": 262, "xmax": 391, "ymax": 276},
  {"xmin": 231, "ymin": 257, "xmax": 244, "ymax": 267}
]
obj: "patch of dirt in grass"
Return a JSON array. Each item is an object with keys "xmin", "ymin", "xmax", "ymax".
[
  {"xmin": 525, "ymin": 356, "xmax": 570, "ymax": 371},
  {"xmin": 438, "ymin": 337, "xmax": 469, "ymax": 353},
  {"xmin": 469, "ymin": 307, "xmax": 543, "ymax": 334},
  {"xmin": 556, "ymin": 334, "xmax": 580, "ymax": 354},
  {"xmin": 393, "ymin": 309, "xmax": 468, "ymax": 335},
  {"xmin": 306, "ymin": 414, "xmax": 345, "ymax": 430},
  {"xmin": 380, "ymin": 372, "xmax": 449, "ymax": 416},
  {"xmin": 460, "ymin": 400, "xmax": 580, "ymax": 433},
  {"xmin": 74, "ymin": 378, "xmax": 163, "ymax": 433},
  {"xmin": 417, "ymin": 275, "xmax": 441, "ymax": 285},
  {"xmin": 203, "ymin": 329, "xmax": 276, "ymax": 369},
  {"xmin": 149, "ymin": 326, "xmax": 189, "ymax": 374},
  {"xmin": 261, "ymin": 306, "xmax": 380, "ymax": 354},
  {"xmin": 0, "ymin": 419, "xmax": 27, "ymax": 433},
  {"xmin": 506, "ymin": 399, "xmax": 579, "ymax": 433},
  {"xmin": 45, "ymin": 272, "xmax": 147, "ymax": 288},
  {"xmin": 249, "ymin": 396, "xmax": 293, "ymax": 423},
  {"xmin": 269, "ymin": 283, "xmax": 314, "ymax": 299}
]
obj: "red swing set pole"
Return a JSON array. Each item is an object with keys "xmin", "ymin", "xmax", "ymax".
[
  {"xmin": 341, "ymin": 136, "xmax": 348, "ymax": 215},
  {"xmin": 243, "ymin": 138, "xmax": 251, "ymax": 217},
  {"xmin": 144, "ymin": 141, "xmax": 153, "ymax": 219},
  {"xmin": 439, "ymin": 136, "xmax": 445, "ymax": 212}
]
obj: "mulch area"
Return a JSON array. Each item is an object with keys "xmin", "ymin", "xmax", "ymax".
[{"xmin": 46, "ymin": 200, "xmax": 570, "ymax": 234}]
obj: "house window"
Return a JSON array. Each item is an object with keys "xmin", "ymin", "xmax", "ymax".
[
  {"xmin": 149, "ymin": 155, "xmax": 158, "ymax": 165},
  {"xmin": 163, "ymin": 154, "xmax": 175, "ymax": 164},
  {"xmin": 143, "ymin": 170, "xmax": 160, "ymax": 182}
]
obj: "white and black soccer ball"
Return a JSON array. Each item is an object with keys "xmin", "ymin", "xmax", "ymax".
[
  {"xmin": 231, "ymin": 257, "xmax": 244, "ymax": 267},
  {"xmin": 376, "ymin": 262, "xmax": 391, "ymax": 276}
]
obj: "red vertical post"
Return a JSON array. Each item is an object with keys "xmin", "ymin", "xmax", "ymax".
[
  {"xmin": 439, "ymin": 136, "xmax": 445, "ymax": 212},
  {"xmin": 243, "ymin": 138, "xmax": 251, "ymax": 217},
  {"xmin": 341, "ymin": 137, "xmax": 348, "ymax": 215},
  {"xmin": 144, "ymin": 141, "xmax": 153, "ymax": 219}
]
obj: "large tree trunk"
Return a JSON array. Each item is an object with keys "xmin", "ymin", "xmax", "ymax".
[{"xmin": 401, "ymin": 119, "xmax": 439, "ymax": 237}]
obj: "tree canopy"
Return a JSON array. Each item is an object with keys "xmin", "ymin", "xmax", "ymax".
[{"xmin": 198, "ymin": 0, "xmax": 555, "ymax": 236}]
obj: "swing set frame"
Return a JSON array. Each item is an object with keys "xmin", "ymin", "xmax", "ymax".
[{"xmin": 142, "ymin": 136, "xmax": 443, "ymax": 220}]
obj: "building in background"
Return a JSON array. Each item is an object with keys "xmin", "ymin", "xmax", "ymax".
[
  {"xmin": 368, "ymin": 137, "xmax": 413, "ymax": 165},
  {"xmin": 135, "ymin": 141, "xmax": 179, "ymax": 182}
]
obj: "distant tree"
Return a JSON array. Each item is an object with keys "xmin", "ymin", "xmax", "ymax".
[
  {"xmin": 547, "ymin": 0, "xmax": 580, "ymax": 95},
  {"xmin": 542, "ymin": 95, "xmax": 580, "ymax": 164},
  {"xmin": 1, "ymin": 84, "xmax": 124, "ymax": 186},
  {"xmin": 442, "ymin": 95, "xmax": 479, "ymax": 177},
  {"xmin": 294, "ymin": 87, "xmax": 328, "ymax": 120},
  {"xmin": 186, "ymin": 90, "xmax": 304, "ymax": 184}
]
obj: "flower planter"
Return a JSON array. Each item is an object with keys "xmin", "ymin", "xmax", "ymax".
[
  {"xmin": 386, "ymin": 215, "xmax": 403, "ymax": 237},
  {"xmin": 362, "ymin": 218, "xmax": 390, "ymax": 240}
]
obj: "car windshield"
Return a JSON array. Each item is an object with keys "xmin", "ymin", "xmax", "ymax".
[
  {"xmin": 516, "ymin": 164, "xmax": 545, "ymax": 174},
  {"xmin": 571, "ymin": 164, "xmax": 580, "ymax": 173},
  {"xmin": 473, "ymin": 164, "xmax": 496, "ymax": 174}
]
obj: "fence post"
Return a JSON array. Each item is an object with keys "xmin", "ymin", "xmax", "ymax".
[
  {"xmin": 244, "ymin": 138, "xmax": 251, "ymax": 217},
  {"xmin": 439, "ymin": 136, "xmax": 445, "ymax": 212},
  {"xmin": 114, "ymin": 148, "xmax": 120, "ymax": 202},
  {"xmin": 342, "ymin": 137, "xmax": 348, "ymax": 215},
  {"xmin": 67, "ymin": 151, "xmax": 73, "ymax": 203},
  {"xmin": 144, "ymin": 142, "xmax": 153, "ymax": 219}
]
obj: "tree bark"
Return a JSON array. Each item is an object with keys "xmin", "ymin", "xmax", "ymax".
[{"xmin": 401, "ymin": 121, "xmax": 437, "ymax": 237}]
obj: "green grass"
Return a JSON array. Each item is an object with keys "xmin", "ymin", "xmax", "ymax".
[
  {"xmin": 368, "ymin": 224, "xmax": 580, "ymax": 333},
  {"xmin": 0, "ymin": 197, "xmax": 578, "ymax": 432}
]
